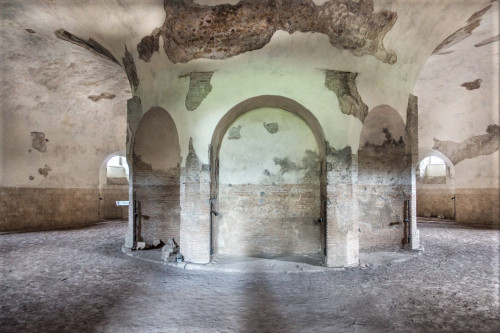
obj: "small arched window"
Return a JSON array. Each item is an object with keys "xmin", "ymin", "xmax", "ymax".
[
  {"xmin": 419, "ymin": 156, "xmax": 446, "ymax": 183},
  {"xmin": 107, "ymin": 156, "xmax": 129, "ymax": 185}
]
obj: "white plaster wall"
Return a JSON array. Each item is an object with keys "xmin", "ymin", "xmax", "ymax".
[
  {"xmin": 0, "ymin": 1, "xmax": 130, "ymax": 188},
  {"xmin": 3, "ymin": 0, "xmax": 489, "ymax": 170},
  {"xmin": 219, "ymin": 108, "xmax": 318, "ymax": 185},
  {"xmin": 414, "ymin": 1, "xmax": 499, "ymax": 189}
]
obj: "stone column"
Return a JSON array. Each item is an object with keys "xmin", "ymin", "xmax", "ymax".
[
  {"xmin": 179, "ymin": 138, "xmax": 211, "ymax": 263},
  {"xmin": 325, "ymin": 146, "xmax": 359, "ymax": 267},
  {"xmin": 124, "ymin": 96, "xmax": 142, "ymax": 249},
  {"xmin": 406, "ymin": 94, "xmax": 420, "ymax": 249}
]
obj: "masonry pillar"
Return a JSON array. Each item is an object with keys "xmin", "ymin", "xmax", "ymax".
[
  {"xmin": 406, "ymin": 94, "xmax": 420, "ymax": 249},
  {"xmin": 179, "ymin": 139, "xmax": 211, "ymax": 263},
  {"xmin": 124, "ymin": 96, "xmax": 142, "ymax": 249},
  {"xmin": 325, "ymin": 146, "xmax": 359, "ymax": 267}
]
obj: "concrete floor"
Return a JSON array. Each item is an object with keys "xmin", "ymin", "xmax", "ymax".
[{"xmin": 1, "ymin": 221, "xmax": 499, "ymax": 332}]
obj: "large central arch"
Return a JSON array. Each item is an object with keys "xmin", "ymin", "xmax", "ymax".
[{"xmin": 209, "ymin": 95, "xmax": 328, "ymax": 263}]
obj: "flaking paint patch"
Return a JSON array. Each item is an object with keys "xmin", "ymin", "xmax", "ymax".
[
  {"xmin": 38, "ymin": 164, "xmax": 52, "ymax": 177},
  {"xmin": 263, "ymin": 122, "xmax": 278, "ymax": 134},
  {"xmin": 433, "ymin": 124, "xmax": 500, "ymax": 165},
  {"xmin": 143, "ymin": 0, "xmax": 398, "ymax": 64},
  {"xmin": 461, "ymin": 79, "xmax": 482, "ymax": 90},
  {"xmin": 180, "ymin": 72, "xmax": 214, "ymax": 111},
  {"xmin": 228, "ymin": 125, "xmax": 242, "ymax": 140},
  {"xmin": 88, "ymin": 92, "xmax": 116, "ymax": 102},
  {"xmin": 324, "ymin": 70, "xmax": 368, "ymax": 122},
  {"xmin": 30, "ymin": 131, "xmax": 48, "ymax": 152}
]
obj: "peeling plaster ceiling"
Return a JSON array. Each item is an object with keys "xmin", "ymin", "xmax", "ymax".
[{"xmin": 0, "ymin": 0, "xmax": 496, "ymax": 179}]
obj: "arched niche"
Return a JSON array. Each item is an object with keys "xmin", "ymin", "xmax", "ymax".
[
  {"xmin": 98, "ymin": 151, "xmax": 128, "ymax": 220},
  {"xmin": 133, "ymin": 107, "xmax": 181, "ymax": 246},
  {"xmin": 210, "ymin": 96, "xmax": 327, "ymax": 263},
  {"xmin": 416, "ymin": 148, "xmax": 456, "ymax": 220},
  {"xmin": 357, "ymin": 104, "xmax": 411, "ymax": 249}
]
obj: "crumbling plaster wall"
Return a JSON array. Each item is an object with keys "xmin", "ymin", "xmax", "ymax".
[
  {"xmin": 1, "ymin": 0, "xmax": 492, "ymax": 259},
  {"xmin": 414, "ymin": 1, "xmax": 499, "ymax": 226},
  {"xmin": 358, "ymin": 105, "xmax": 410, "ymax": 249},
  {"xmin": 217, "ymin": 108, "xmax": 321, "ymax": 256},
  {"xmin": 0, "ymin": 1, "xmax": 129, "ymax": 231}
]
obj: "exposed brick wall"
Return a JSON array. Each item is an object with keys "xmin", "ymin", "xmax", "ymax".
[
  {"xmin": 0, "ymin": 187, "xmax": 99, "ymax": 232},
  {"xmin": 217, "ymin": 184, "xmax": 321, "ymax": 256},
  {"xmin": 99, "ymin": 187, "xmax": 128, "ymax": 220},
  {"xmin": 455, "ymin": 188, "xmax": 499, "ymax": 226},
  {"xmin": 358, "ymin": 144, "xmax": 410, "ymax": 249},
  {"xmin": 134, "ymin": 160, "xmax": 180, "ymax": 246},
  {"xmin": 417, "ymin": 188, "xmax": 455, "ymax": 219}
]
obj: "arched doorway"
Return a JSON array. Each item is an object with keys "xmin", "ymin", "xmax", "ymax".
[
  {"xmin": 210, "ymin": 96, "xmax": 327, "ymax": 263},
  {"xmin": 98, "ymin": 151, "xmax": 129, "ymax": 220},
  {"xmin": 133, "ymin": 107, "xmax": 181, "ymax": 247},
  {"xmin": 416, "ymin": 150, "xmax": 456, "ymax": 220}
]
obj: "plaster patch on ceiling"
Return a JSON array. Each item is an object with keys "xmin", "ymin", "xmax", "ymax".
[
  {"xmin": 324, "ymin": 70, "xmax": 368, "ymax": 122},
  {"xmin": 474, "ymin": 34, "xmax": 500, "ymax": 47},
  {"xmin": 433, "ymin": 5, "xmax": 491, "ymax": 54},
  {"xmin": 55, "ymin": 29, "xmax": 120, "ymax": 66},
  {"xmin": 432, "ymin": 124, "xmax": 500, "ymax": 165},
  {"xmin": 88, "ymin": 92, "xmax": 116, "ymax": 102},
  {"xmin": 143, "ymin": 0, "xmax": 397, "ymax": 64},
  {"xmin": 122, "ymin": 46, "xmax": 140, "ymax": 91},
  {"xmin": 461, "ymin": 79, "xmax": 482, "ymax": 90},
  {"xmin": 137, "ymin": 28, "xmax": 161, "ymax": 62},
  {"xmin": 180, "ymin": 71, "xmax": 214, "ymax": 111}
]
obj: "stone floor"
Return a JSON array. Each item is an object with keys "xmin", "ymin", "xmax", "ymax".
[
  {"xmin": 1, "ymin": 220, "xmax": 499, "ymax": 332},
  {"xmin": 124, "ymin": 247, "xmax": 421, "ymax": 273}
]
